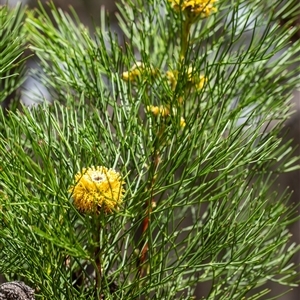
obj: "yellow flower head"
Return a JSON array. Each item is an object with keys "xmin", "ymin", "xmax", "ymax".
[
  {"xmin": 180, "ymin": 117, "xmax": 186, "ymax": 128},
  {"xmin": 68, "ymin": 166, "xmax": 125, "ymax": 214},
  {"xmin": 147, "ymin": 105, "xmax": 170, "ymax": 117},
  {"xmin": 169, "ymin": 0, "xmax": 217, "ymax": 18},
  {"xmin": 122, "ymin": 62, "xmax": 157, "ymax": 82},
  {"xmin": 166, "ymin": 70, "xmax": 179, "ymax": 90},
  {"xmin": 187, "ymin": 67, "xmax": 206, "ymax": 90},
  {"xmin": 166, "ymin": 67, "xmax": 206, "ymax": 91},
  {"xmin": 195, "ymin": 75, "xmax": 206, "ymax": 90}
]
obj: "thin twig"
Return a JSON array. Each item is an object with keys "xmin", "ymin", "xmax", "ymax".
[
  {"xmin": 94, "ymin": 221, "xmax": 102, "ymax": 294},
  {"xmin": 138, "ymin": 150, "xmax": 160, "ymax": 277}
]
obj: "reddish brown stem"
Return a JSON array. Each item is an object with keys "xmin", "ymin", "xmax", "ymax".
[
  {"xmin": 138, "ymin": 202, "xmax": 153, "ymax": 276},
  {"xmin": 95, "ymin": 244, "xmax": 102, "ymax": 289},
  {"xmin": 94, "ymin": 221, "xmax": 102, "ymax": 294},
  {"xmin": 138, "ymin": 201, "xmax": 155, "ymax": 277},
  {"xmin": 138, "ymin": 152, "xmax": 159, "ymax": 277}
]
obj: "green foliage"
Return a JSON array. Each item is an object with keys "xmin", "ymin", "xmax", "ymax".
[
  {"xmin": 0, "ymin": 3, "xmax": 28, "ymax": 105},
  {"xmin": 0, "ymin": 0, "xmax": 300, "ymax": 299}
]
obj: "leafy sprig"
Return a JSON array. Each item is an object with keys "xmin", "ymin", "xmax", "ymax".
[
  {"xmin": 0, "ymin": 0, "xmax": 299, "ymax": 299},
  {"xmin": 0, "ymin": 3, "xmax": 28, "ymax": 106}
]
